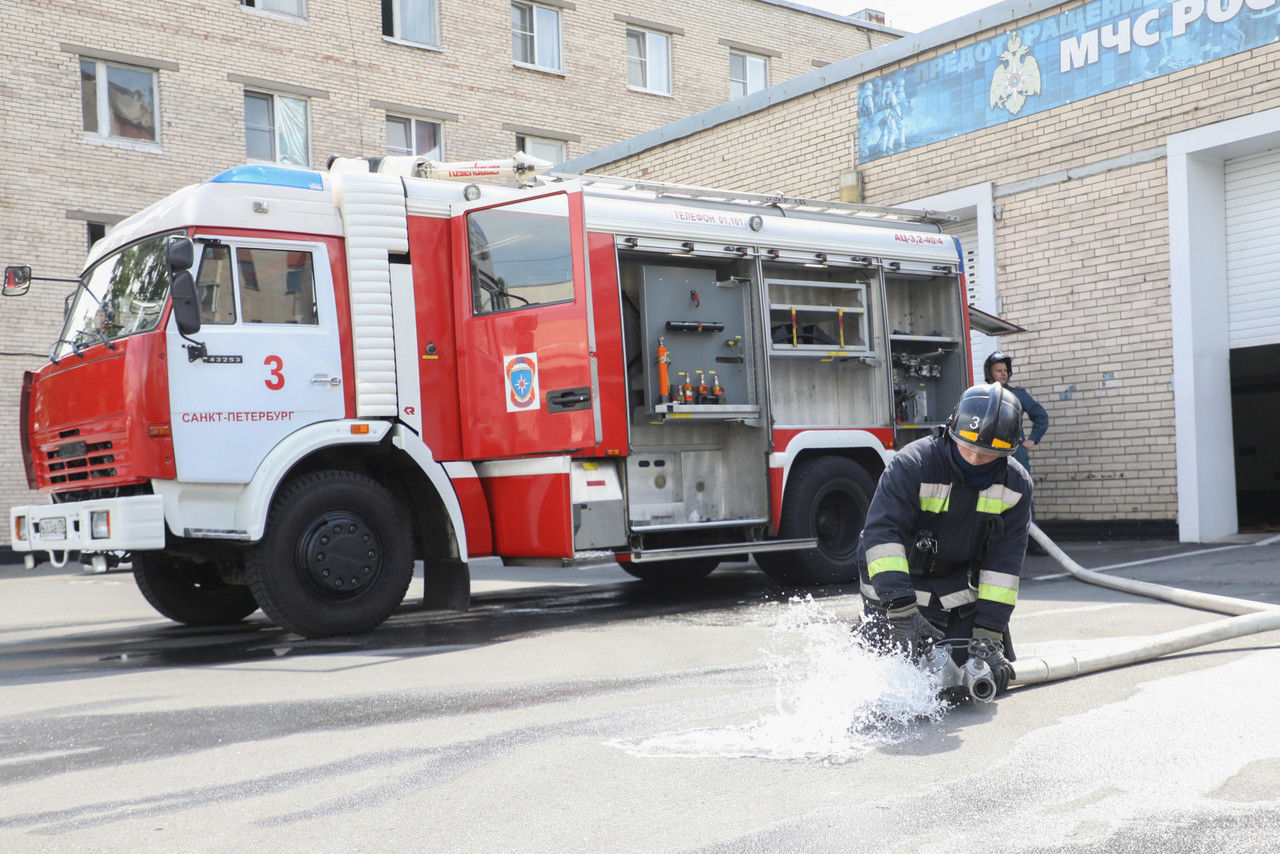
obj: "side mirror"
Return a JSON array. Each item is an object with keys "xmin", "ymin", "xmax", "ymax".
[
  {"xmin": 166, "ymin": 237, "xmax": 194, "ymax": 273},
  {"xmin": 3, "ymin": 265, "xmax": 31, "ymax": 297},
  {"xmin": 170, "ymin": 270, "xmax": 202, "ymax": 335}
]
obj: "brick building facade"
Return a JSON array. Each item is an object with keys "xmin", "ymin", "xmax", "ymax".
[
  {"xmin": 564, "ymin": 0, "xmax": 1280, "ymax": 541},
  {"xmin": 0, "ymin": 0, "xmax": 896, "ymax": 545}
]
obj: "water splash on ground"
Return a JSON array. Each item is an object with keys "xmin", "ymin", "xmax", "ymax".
[{"xmin": 615, "ymin": 595, "xmax": 949, "ymax": 763}]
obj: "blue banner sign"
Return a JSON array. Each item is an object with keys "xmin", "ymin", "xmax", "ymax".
[{"xmin": 858, "ymin": 0, "xmax": 1280, "ymax": 162}]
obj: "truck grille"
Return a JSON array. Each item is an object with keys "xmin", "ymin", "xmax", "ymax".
[{"xmin": 41, "ymin": 429, "xmax": 120, "ymax": 485}]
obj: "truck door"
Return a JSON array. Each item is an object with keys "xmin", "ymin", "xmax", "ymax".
[
  {"xmin": 167, "ymin": 237, "xmax": 345, "ymax": 483},
  {"xmin": 452, "ymin": 184, "xmax": 597, "ymax": 459}
]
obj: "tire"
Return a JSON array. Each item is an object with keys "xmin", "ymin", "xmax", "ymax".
[
  {"xmin": 755, "ymin": 456, "xmax": 875, "ymax": 586},
  {"xmin": 246, "ymin": 470, "xmax": 414, "ymax": 638},
  {"xmin": 619, "ymin": 557, "xmax": 719, "ymax": 584},
  {"xmin": 133, "ymin": 553, "xmax": 259, "ymax": 626}
]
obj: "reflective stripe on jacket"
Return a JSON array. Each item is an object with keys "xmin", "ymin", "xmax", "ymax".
[{"xmin": 857, "ymin": 431, "xmax": 1033, "ymax": 632}]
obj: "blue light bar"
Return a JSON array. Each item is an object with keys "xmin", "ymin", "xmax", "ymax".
[{"xmin": 208, "ymin": 165, "xmax": 325, "ymax": 191}]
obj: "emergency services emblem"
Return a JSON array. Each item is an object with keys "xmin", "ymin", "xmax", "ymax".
[
  {"xmin": 504, "ymin": 353, "xmax": 539, "ymax": 412},
  {"xmin": 989, "ymin": 31, "xmax": 1041, "ymax": 116}
]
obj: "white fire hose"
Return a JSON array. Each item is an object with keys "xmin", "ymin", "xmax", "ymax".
[{"xmin": 1011, "ymin": 524, "xmax": 1280, "ymax": 687}]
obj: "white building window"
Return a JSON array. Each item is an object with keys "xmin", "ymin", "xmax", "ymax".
[
  {"xmin": 517, "ymin": 134, "xmax": 566, "ymax": 165},
  {"xmin": 387, "ymin": 116, "xmax": 442, "ymax": 159},
  {"xmin": 511, "ymin": 2, "xmax": 561, "ymax": 70},
  {"xmin": 241, "ymin": 0, "xmax": 306, "ymax": 18},
  {"xmin": 626, "ymin": 28, "xmax": 670, "ymax": 94},
  {"xmin": 80, "ymin": 59, "xmax": 157, "ymax": 142},
  {"xmin": 729, "ymin": 51, "xmax": 767, "ymax": 99},
  {"xmin": 383, "ymin": 0, "xmax": 440, "ymax": 47},
  {"xmin": 244, "ymin": 91, "xmax": 310, "ymax": 166}
]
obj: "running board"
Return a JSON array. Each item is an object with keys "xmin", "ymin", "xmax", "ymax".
[{"xmin": 625, "ymin": 538, "xmax": 817, "ymax": 564}]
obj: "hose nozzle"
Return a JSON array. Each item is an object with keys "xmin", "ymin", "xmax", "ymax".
[{"xmin": 917, "ymin": 641, "xmax": 997, "ymax": 704}]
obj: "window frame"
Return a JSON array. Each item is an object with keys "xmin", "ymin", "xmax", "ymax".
[
  {"xmin": 240, "ymin": 0, "xmax": 307, "ymax": 20},
  {"xmin": 79, "ymin": 58, "xmax": 160, "ymax": 148},
  {"xmin": 511, "ymin": 1, "xmax": 563, "ymax": 72},
  {"xmin": 384, "ymin": 0, "xmax": 441, "ymax": 49},
  {"xmin": 729, "ymin": 50, "xmax": 768, "ymax": 99},
  {"xmin": 467, "ymin": 194, "xmax": 576, "ymax": 317},
  {"xmin": 516, "ymin": 134, "xmax": 566, "ymax": 165},
  {"xmin": 243, "ymin": 90, "xmax": 311, "ymax": 167},
  {"xmin": 626, "ymin": 27, "xmax": 671, "ymax": 95},
  {"xmin": 386, "ymin": 114, "xmax": 443, "ymax": 159},
  {"xmin": 233, "ymin": 245, "xmax": 319, "ymax": 325}
]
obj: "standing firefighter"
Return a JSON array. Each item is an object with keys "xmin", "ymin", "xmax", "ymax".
[{"xmin": 856, "ymin": 383, "xmax": 1032, "ymax": 696}]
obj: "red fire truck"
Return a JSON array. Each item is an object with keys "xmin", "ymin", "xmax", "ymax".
[{"xmin": 6, "ymin": 156, "xmax": 972, "ymax": 637}]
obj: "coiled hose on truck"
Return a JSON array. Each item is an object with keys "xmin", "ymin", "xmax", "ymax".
[{"xmin": 1011, "ymin": 525, "xmax": 1280, "ymax": 688}]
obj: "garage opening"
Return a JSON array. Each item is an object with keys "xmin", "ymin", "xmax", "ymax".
[{"xmin": 1231, "ymin": 343, "xmax": 1280, "ymax": 531}]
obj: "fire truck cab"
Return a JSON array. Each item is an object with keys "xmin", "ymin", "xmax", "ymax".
[{"xmin": 8, "ymin": 157, "xmax": 971, "ymax": 637}]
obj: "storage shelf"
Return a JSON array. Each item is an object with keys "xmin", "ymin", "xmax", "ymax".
[
  {"xmin": 890, "ymin": 333, "xmax": 958, "ymax": 344},
  {"xmin": 769, "ymin": 303, "xmax": 866, "ymax": 315},
  {"xmin": 770, "ymin": 346, "xmax": 873, "ymax": 358},
  {"xmin": 651, "ymin": 402, "xmax": 759, "ymax": 420}
]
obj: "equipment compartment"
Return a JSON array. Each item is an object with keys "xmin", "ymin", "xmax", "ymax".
[
  {"xmin": 885, "ymin": 271, "xmax": 968, "ymax": 442},
  {"xmin": 633, "ymin": 263, "xmax": 760, "ymax": 420}
]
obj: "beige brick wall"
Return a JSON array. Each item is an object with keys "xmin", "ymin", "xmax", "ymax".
[
  {"xmin": 0, "ymin": 0, "xmax": 892, "ymax": 545},
  {"xmin": 595, "ymin": 1, "xmax": 1280, "ymax": 523}
]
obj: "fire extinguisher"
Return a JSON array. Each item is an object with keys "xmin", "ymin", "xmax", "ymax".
[{"xmin": 657, "ymin": 336, "xmax": 671, "ymax": 402}]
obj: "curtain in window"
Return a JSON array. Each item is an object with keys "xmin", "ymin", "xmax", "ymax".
[
  {"xmin": 277, "ymin": 96, "xmax": 309, "ymax": 166},
  {"xmin": 534, "ymin": 5, "xmax": 559, "ymax": 68},
  {"xmin": 626, "ymin": 30, "xmax": 645, "ymax": 87},
  {"xmin": 648, "ymin": 33, "xmax": 670, "ymax": 93},
  {"xmin": 399, "ymin": 0, "xmax": 438, "ymax": 45},
  {"xmin": 106, "ymin": 65, "xmax": 156, "ymax": 140}
]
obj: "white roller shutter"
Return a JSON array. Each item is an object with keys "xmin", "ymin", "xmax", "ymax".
[
  {"xmin": 948, "ymin": 218, "xmax": 994, "ymax": 381},
  {"xmin": 1225, "ymin": 148, "xmax": 1280, "ymax": 349}
]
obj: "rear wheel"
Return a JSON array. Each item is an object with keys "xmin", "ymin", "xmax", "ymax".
[
  {"xmin": 619, "ymin": 557, "xmax": 719, "ymax": 584},
  {"xmin": 756, "ymin": 456, "xmax": 874, "ymax": 586},
  {"xmin": 133, "ymin": 553, "xmax": 259, "ymax": 626},
  {"xmin": 246, "ymin": 470, "xmax": 413, "ymax": 637}
]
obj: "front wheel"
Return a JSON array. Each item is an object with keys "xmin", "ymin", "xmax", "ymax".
[
  {"xmin": 246, "ymin": 470, "xmax": 413, "ymax": 637},
  {"xmin": 134, "ymin": 553, "xmax": 259, "ymax": 626},
  {"xmin": 755, "ymin": 456, "xmax": 874, "ymax": 586}
]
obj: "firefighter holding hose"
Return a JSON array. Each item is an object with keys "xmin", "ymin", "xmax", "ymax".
[{"xmin": 856, "ymin": 383, "xmax": 1032, "ymax": 697}]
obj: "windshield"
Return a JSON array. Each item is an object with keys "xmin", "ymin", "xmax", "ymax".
[{"xmin": 55, "ymin": 232, "xmax": 175, "ymax": 360}]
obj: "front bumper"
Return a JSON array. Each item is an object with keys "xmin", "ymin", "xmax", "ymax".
[{"xmin": 10, "ymin": 494, "xmax": 166, "ymax": 554}]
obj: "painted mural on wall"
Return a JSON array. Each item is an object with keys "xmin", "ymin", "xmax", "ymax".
[{"xmin": 857, "ymin": 0, "xmax": 1280, "ymax": 162}]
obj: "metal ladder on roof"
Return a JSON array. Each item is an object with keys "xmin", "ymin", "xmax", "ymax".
[{"xmin": 553, "ymin": 171, "xmax": 956, "ymax": 226}]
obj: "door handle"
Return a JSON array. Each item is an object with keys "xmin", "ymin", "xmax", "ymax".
[
  {"xmin": 311, "ymin": 374, "xmax": 342, "ymax": 387},
  {"xmin": 546, "ymin": 386, "xmax": 592, "ymax": 412}
]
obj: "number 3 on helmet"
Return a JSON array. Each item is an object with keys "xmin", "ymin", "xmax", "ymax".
[{"xmin": 947, "ymin": 383, "xmax": 1023, "ymax": 457}]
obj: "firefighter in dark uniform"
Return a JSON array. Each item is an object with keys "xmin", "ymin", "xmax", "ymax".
[{"xmin": 857, "ymin": 383, "xmax": 1032, "ymax": 695}]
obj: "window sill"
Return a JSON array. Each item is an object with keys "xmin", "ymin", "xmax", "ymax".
[
  {"xmin": 83, "ymin": 134, "xmax": 163, "ymax": 154},
  {"xmin": 382, "ymin": 36, "xmax": 443, "ymax": 53},
  {"xmin": 245, "ymin": 156, "xmax": 313, "ymax": 168},
  {"xmin": 241, "ymin": 7, "xmax": 309, "ymax": 25},
  {"xmin": 626, "ymin": 85, "xmax": 673, "ymax": 98},
  {"xmin": 512, "ymin": 61, "xmax": 565, "ymax": 78}
]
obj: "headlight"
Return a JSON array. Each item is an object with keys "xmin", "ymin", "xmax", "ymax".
[
  {"xmin": 90, "ymin": 510, "xmax": 110, "ymax": 540},
  {"xmin": 14, "ymin": 515, "xmax": 28, "ymax": 542}
]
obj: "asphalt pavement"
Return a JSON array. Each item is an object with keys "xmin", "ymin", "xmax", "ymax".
[{"xmin": 3, "ymin": 533, "xmax": 1280, "ymax": 853}]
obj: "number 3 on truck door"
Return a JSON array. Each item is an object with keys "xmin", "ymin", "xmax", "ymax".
[{"xmin": 265, "ymin": 354, "xmax": 285, "ymax": 390}]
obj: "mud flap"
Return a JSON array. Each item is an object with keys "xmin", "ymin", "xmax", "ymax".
[{"xmin": 423, "ymin": 558, "xmax": 470, "ymax": 611}]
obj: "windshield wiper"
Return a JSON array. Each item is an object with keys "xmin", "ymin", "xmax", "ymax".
[{"xmin": 48, "ymin": 337, "xmax": 84, "ymax": 366}]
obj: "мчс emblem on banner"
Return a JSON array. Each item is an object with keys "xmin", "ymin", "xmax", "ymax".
[
  {"xmin": 989, "ymin": 31, "xmax": 1041, "ymax": 116},
  {"xmin": 504, "ymin": 353, "xmax": 539, "ymax": 412}
]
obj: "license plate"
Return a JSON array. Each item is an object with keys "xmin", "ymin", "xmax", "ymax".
[{"xmin": 38, "ymin": 517, "xmax": 67, "ymax": 539}]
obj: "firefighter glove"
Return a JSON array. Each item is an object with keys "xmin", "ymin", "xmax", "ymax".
[
  {"xmin": 886, "ymin": 601, "xmax": 944, "ymax": 657},
  {"xmin": 972, "ymin": 626, "xmax": 1013, "ymax": 695}
]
